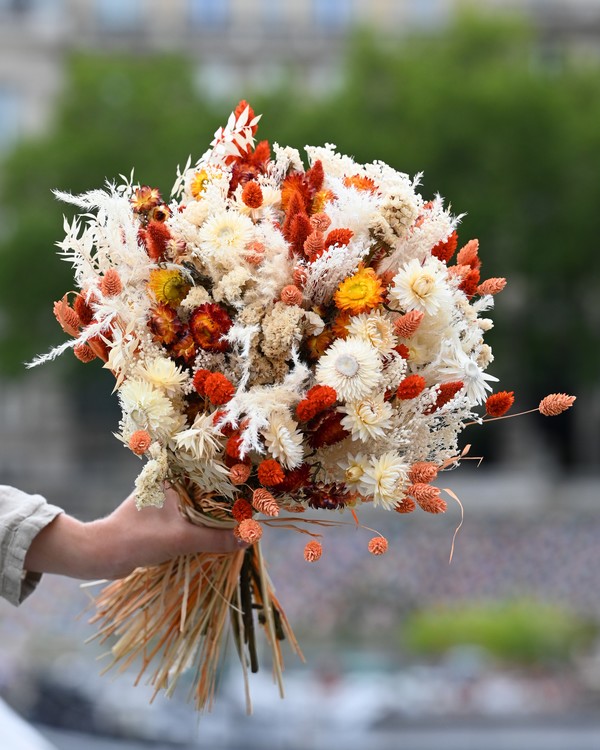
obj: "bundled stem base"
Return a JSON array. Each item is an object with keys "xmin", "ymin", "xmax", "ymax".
[{"xmin": 88, "ymin": 486, "xmax": 302, "ymax": 712}]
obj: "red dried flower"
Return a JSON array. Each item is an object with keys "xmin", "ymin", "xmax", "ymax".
[
  {"xmin": 53, "ymin": 296, "xmax": 81, "ymax": 336},
  {"xmin": 428, "ymin": 381, "xmax": 464, "ymax": 412},
  {"xmin": 456, "ymin": 239, "xmax": 481, "ymax": 269},
  {"xmin": 306, "ymin": 160, "xmax": 324, "ymax": 193},
  {"xmin": 289, "ymin": 212, "xmax": 312, "ymax": 255},
  {"xmin": 143, "ymin": 220, "xmax": 171, "ymax": 261},
  {"xmin": 431, "ymin": 230, "xmax": 458, "ymax": 263},
  {"xmin": 225, "ymin": 433, "xmax": 244, "ymax": 460},
  {"xmin": 394, "ymin": 344, "xmax": 410, "ymax": 359},
  {"xmin": 393, "ymin": 310, "xmax": 424, "ymax": 339},
  {"xmin": 280, "ymin": 285, "xmax": 303, "ymax": 306},
  {"xmin": 232, "ymin": 498, "xmax": 253, "ymax": 522},
  {"xmin": 170, "ymin": 331, "xmax": 196, "ymax": 365},
  {"xmin": 274, "ymin": 463, "xmax": 311, "ymax": 494},
  {"xmin": 324, "ymin": 228, "xmax": 353, "ymax": 250},
  {"xmin": 100, "ymin": 268, "xmax": 122, "ymax": 297},
  {"xmin": 73, "ymin": 293, "xmax": 94, "ymax": 326},
  {"xmin": 204, "ymin": 372, "xmax": 235, "ymax": 405},
  {"xmin": 257, "ymin": 459, "xmax": 285, "ymax": 487},
  {"xmin": 305, "ymin": 483, "xmax": 351, "ymax": 511},
  {"xmin": 458, "ymin": 267, "xmax": 480, "ymax": 297},
  {"xmin": 485, "ymin": 391, "xmax": 515, "ymax": 417},
  {"xmin": 87, "ymin": 335, "xmax": 110, "ymax": 362},
  {"xmin": 236, "ymin": 518, "xmax": 262, "ymax": 544},
  {"xmin": 395, "ymin": 497, "xmax": 416, "ymax": 514},
  {"xmin": 408, "ymin": 462, "xmax": 439, "ymax": 485},
  {"xmin": 73, "ymin": 343, "xmax": 96, "ymax": 363},
  {"xmin": 539, "ymin": 393, "xmax": 576, "ymax": 416},
  {"xmin": 252, "ymin": 488, "xmax": 280, "ymax": 516},
  {"xmin": 230, "ymin": 464, "xmax": 251, "ymax": 485},
  {"xmin": 241, "ymin": 181, "xmax": 263, "ymax": 208},
  {"xmin": 396, "ymin": 374, "xmax": 426, "ymax": 400},
  {"xmin": 129, "ymin": 430, "xmax": 152, "ymax": 455},
  {"xmin": 368, "ymin": 536, "xmax": 388, "ymax": 555},
  {"xmin": 308, "ymin": 410, "xmax": 349, "ymax": 449},
  {"xmin": 189, "ymin": 303, "xmax": 232, "ymax": 352},
  {"xmin": 304, "ymin": 540, "xmax": 323, "ymax": 562},
  {"xmin": 149, "ymin": 303, "xmax": 183, "ymax": 346}
]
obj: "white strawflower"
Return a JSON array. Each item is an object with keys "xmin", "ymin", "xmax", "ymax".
[
  {"xmin": 262, "ymin": 410, "xmax": 304, "ymax": 469},
  {"xmin": 340, "ymin": 393, "xmax": 394, "ymax": 443},
  {"xmin": 337, "ymin": 452, "xmax": 370, "ymax": 488},
  {"xmin": 316, "ymin": 336, "xmax": 381, "ymax": 402},
  {"xmin": 171, "ymin": 412, "xmax": 222, "ymax": 462},
  {"xmin": 360, "ymin": 451, "xmax": 409, "ymax": 510},
  {"xmin": 198, "ymin": 212, "xmax": 254, "ymax": 270},
  {"xmin": 390, "ymin": 257, "xmax": 451, "ymax": 316},
  {"xmin": 432, "ymin": 345, "xmax": 499, "ymax": 405},
  {"xmin": 136, "ymin": 357, "xmax": 189, "ymax": 397},
  {"xmin": 346, "ymin": 310, "xmax": 397, "ymax": 355},
  {"xmin": 119, "ymin": 378, "xmax": 183, "ymax": 439}
]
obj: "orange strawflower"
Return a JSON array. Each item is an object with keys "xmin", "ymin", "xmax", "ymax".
[
  {"xmin": 308, "ymin": 410, "xmax": 349, "ymax": 449},
  {"xmin": 236, "ymin": 518, "xmax": 262, "ymax": 544},
  {"xmin": 257, "ymin": 459, "xmax": 285, "ymax": 487},
  {"xmin": 148, "ymin": 269, "xmax": 191, "ymax": 307},
  {"xmin": 393, "ymin": 310, "xmax": 424, "ymax": 339},
  {"xmin": 170, "ymin": 331, "xmax": 196, "ymax": 365},
  {"xmin": 368, "ymin": 536, "xmax": 388, "ymax": 555},
  {"xmin": 190, "ymin": 169, "xmax": 210, "ymax": 198},
  {"xmin": 485, "ymin": 391, "xmax": 515, "ymax": 417},
  {"xmin": 539, "ymin": 393, "xmax": 576, "ymax": 416},
  {"xmin": 343, "ymin": 174, "xmax": 377, "ymax": 193},
  {"xmin": 242, "ymin": 180, "xmax": 263, "ymax": 208},
  {"xmin": 252, "ymin": 488, "xmax": 280, "ymax": 516},
  {"xmin": 150, "ymin": 204, "xmax": 171, "ymax": 223},
  {"xmin": 334, "ymin": 264, "xmax": 385, "ymax": 314},
  {"xmin": 232, "ymin": 498, "xmax": 253, "ymax": 522},
  {"xmin": 129, "ymin": 430, "xmax": 152, "ymax": 455},
  {"xmin": 324, "ymin": 228, "xmax": 353, "ymax": 250},
  {"xmin": 304, "ymin": 540, "xmax": 323, "ymax": 562},
  {"xmin": 305, "ymin": 328, "xmax": 335, "ymax": 361},
  {"xmin": 396, "ymin": 374, "xmax": 426, "ymax": 400},
  {"xmin": 131, "ymin": 185, "xmax": 161, "ymax": 214},
  {"xmin": 331, "ymin": 310, "xmax": 352, "ymax": 339},
  {"xmin": 149, "ymin": 303, "xmax": 183, "ymax": 346},
  {"xmin": 204, "ymin": 372, "xmax": 235, "ymax": 405},
  {"xmin": 189, "ymin": 303, "xmax": 232, "ymax": 352},
  {"xmin": 312, "ymin": 189, "xmax": 335, "ymax": 214},
  {"xmin": 431, "ymin": 230, "xmax": 458, "ymax": 263},
  {"xmin": 73, "ymin": 343, "xmax": 96, "ymax": 363},
  {"xmin": 280, "ymin": 285, "xmax": 303, "ymax": 306}
]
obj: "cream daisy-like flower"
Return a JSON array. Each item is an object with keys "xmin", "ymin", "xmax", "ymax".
[
  {"xmin": 340, "ymin": 393, "xmax": 394, "ymax": 443},
  {"xmin": 136, "ymin": 357, "xmax": 189, "ymax": 397},
  {"xmin": 360, "ymin": 451, "xmax": 409, "ymax": 510},
  {"xmin": 198, "ymin": 212, "xmax": 254, "ymax": 270},
  {"xmin": 315, "ymin": 336, "xmax": 381, "ymax": 402},
  {"xmin": 262, "ymin": 410, "xmax": 304, "ymax": 469},
  {"xmin": 171, "ymin": 412, "xmax": 222, "ymax": 462},
  {"xmin": 337, "ymin": 452, "xmax": 370, "ymax": 489},
  {"xmin": 432, "ymin": 344, "xmax": 499, "ymax": 405},
  {"xmin": 389, "ymin": 257, "xmax": 452, "ymax": 316},
  {"xmin": 346, "ymin": 310, "xmax": 397, "ymax": 355},
  {"xmin": 119, "ymin": 378, "xmax": 182, "ymax": 439}
]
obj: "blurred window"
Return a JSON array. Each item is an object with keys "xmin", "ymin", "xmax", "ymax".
[
  {"xmin": 189, "ymin": 0, "xmax": 229, "ymax": 28},
  {"xmin": 0, "ymin": 87, "xmax": 20, "ymax": 151},
  {"xmin": 95, "ymin": 0, "xmax": 140, "ymax": 32},
  {"xmin": 313, "ymin": 0, "xmax": 353, "ymax": 31}
]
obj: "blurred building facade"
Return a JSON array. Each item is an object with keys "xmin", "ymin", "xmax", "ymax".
[{"xmin": 2, "ymin": 0, "xmax": 600, "ymax": 152}]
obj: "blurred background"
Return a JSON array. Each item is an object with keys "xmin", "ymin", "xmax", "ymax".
[{"xmin": 0, "ymin": 0, "xmax": 599, "ymax": 748}]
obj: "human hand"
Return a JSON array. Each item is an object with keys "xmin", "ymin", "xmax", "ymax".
[{"xmin": 24, "ymin": 486, "xmax": 246, "ymax": 580}]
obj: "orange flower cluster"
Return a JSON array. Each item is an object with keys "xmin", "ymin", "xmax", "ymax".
[
  {"xmin": 485, "ymin": 391, "xmax": 514, "ymax": 417},
  {"xmin": 257, "ymin": 459, "xmax": 285, "ymax": 487},
  {"xmin": 304, "ymin": 541, "xmax": 323, "ymax": 562},
  {"xmin": 232, "ymin": 497, "xmax": 253, "ymax": 522},
  {"xmin": 396, "ymin": 374, "xmax": 426, "ymax": 400},
  {"xmin": 368, "ymin": 536, "xmax": 388, "ymax": 556},
  {"xmin": 129, "ymin": 430, "xmax": 152, "ymax": 455},
  {"xmin": 204, "ymin": 373, "xmax": 235, "ymax": 405}
]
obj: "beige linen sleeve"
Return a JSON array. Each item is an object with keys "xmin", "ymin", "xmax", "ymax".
[{"xmin": 0, "ymin": 485, "xmax": 64, "ymax": 606}]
